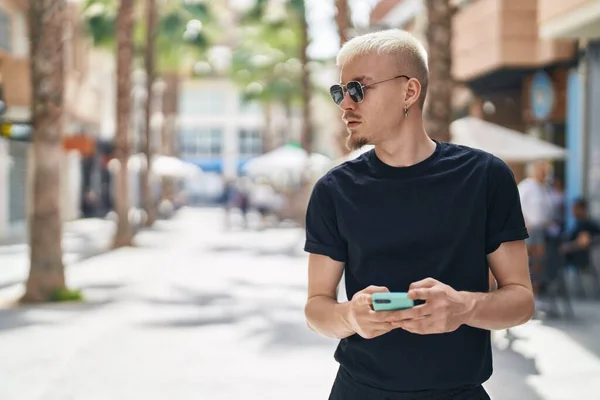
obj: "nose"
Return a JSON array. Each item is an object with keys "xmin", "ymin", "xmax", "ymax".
[{"xmin": 339, "ymin": 90, "xmax": 356, "ymax": 111}]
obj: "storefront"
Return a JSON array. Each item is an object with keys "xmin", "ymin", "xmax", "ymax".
[{"xmin": 586, "ymin": 42, "xmax": 600, "ymax": 219}]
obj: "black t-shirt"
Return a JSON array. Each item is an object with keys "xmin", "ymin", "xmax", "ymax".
[{"xmin": 304, "ymin": 141, "xmax": 529, "ymax": 393}]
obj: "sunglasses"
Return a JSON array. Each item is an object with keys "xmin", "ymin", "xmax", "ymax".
[{"xmin": 329, "ymin": 75, "xmax": 411, "ymax": 105}]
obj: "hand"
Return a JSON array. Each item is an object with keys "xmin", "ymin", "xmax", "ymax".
[
  {"xmin": 345, "ymin": 285, "xmax": 394, "ymax": 339},
  {"xmin": 385, "ymin": 278, "xmax": 474, "ymax": 335}
]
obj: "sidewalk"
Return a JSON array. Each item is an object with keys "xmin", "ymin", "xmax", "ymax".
[
  {"xmin": 0, "ymin": 207, "xmax": 599, "ymax": 399},
  {"xmin": 0, "ymin": 217, "xmax": 115, "ymax": 293}
]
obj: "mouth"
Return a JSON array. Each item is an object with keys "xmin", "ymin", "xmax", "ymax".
[{"xmin": 346, "ymin": 121, "xmax": 361, "ymax": 128}]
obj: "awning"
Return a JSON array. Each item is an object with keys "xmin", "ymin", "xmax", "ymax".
[{"xmin": 450, "ymin": 117, "xmax": 567, "ymax": 162}]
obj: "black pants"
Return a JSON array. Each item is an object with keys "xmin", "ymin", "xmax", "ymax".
[{"xmin": 329, "ymin": 367, "xmax": 490, "ymax": 400}]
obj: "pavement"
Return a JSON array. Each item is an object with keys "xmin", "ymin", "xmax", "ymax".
[
  {"xmin": 0, "ymin": 207, "xmax": 599, "ymax": 400},
  {"xmin": 0, "ymin": 217, "xmax": 115, "ymax": 294}
]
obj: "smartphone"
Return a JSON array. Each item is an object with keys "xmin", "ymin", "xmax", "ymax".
[{"xmin": 371, "ymin": 292, "xmax": 414, "ymax": 311}]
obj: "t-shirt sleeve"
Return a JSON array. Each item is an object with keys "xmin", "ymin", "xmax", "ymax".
[
  {"xmin": 304, "ymin": 175, "xmax": 347, "ymax": 262},
  {"xmin": 485, "ymin": 156, "xmax": 530, "ymax": 254}
]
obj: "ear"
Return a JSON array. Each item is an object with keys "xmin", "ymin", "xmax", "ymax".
[{"xmin": 404, "ymin": 78, "xmax": 421, "ymax": 108}]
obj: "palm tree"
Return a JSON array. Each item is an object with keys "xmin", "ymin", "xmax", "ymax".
[
  {"xmin": 334, "ymin": 0, "xmax": 351, "ymax": 155},
  {"xmin": 235, "ymin": 0, "xmax": 313, "ymax": 153},
  {"xmin": 113, "ymin": 0, "xmax": 135, "ymax": 248},
  {"xmin": 230, "ymin": 20, "xmax": 304, "ymax": 151},
  {"xmin": 141, "ymin": 0, "xmax": 157, "ymax": 226},
  {"xmin": 22, "ymin": 0, "xmax": 68, "ymax": 302},
  {"xmin": 295, "ymin": 0, "xmax": 312, "ymax": 154},
  {"xmin": 424, "ymin": 0, "xmax": 452, "ymax": 143},
  {"xmin": 83, "ymin": 0, "xmax": 214, "ymax": 239},
  {"xmin": 141, "ymin": 0, "xmax": 213, "ymax": 226}
]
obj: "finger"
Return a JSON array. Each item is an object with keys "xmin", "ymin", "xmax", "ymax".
[
  {"xmin": 367, "ymin": 310, "xmax": 396, "ymax": 322},
  {"xmin": 356, "ymin": 293, "xmax": 374, "ymax": 306},
  {"xmin": 407, "ymin": 287, "xmax": 436, "ymax": 300},
  {"xmin": 396, "ymin": 317, "xmax": 436, "ymax": 335},
  {"xmin": 361, "ymin": 285, "xmax": 390, "ymax": 295},
  {"xmin": 385, "ymin": 304, "xmax": 432, "ymax": 323},
  {"xmin": 409, "ymin": 278, "xmax": 439, "ymax": 290}
]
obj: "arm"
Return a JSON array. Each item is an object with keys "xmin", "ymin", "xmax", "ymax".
[
  {"xmin": 304, "ymin": 254, "xmax": 354, "ymax": 339},
  {"xmin": 304, "ymin": 254, "xmax": 395, "ymax": 339},
  {"xmin": 387, "ymin": 242, "xmax": 534, "ymax": 334},
  {"xmin": 462, "ymin": 240, "xmax": 535, "ymax": 330},
  {"xmin": 561, "ymin": 231, "xmax": 592, "ymax": 253}
]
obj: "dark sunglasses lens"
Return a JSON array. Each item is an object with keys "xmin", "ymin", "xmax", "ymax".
[
  {"xmin": 330, "ymin": 85, "xmax": 344, "ymax": 105},
  {"xmin": 347, "ymin": 81, "xmax": 364, "ymax": 103}
]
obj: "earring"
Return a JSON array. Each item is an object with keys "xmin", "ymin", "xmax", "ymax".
[{"xmin": 404, "ymin": 106, "xmax": 409, "ymax": 117}]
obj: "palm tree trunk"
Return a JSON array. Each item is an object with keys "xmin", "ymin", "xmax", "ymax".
[
  {"xmin": 113, "ymin": 0, "xmax": 135, "ymax": 248},
  {"xmin": 424, "ymin": 0, "xmax": 453, "ymax": 143},
  {"xmin": 334, "ymin": 0, "xmax": 350, "ymax": 47},
  {"xmin": 161, "ymin": 72, "xmax": 179, "ymax": 203},
  {"xmin": 22, "ymin": 0, "xmax": 68, "ymax": 303},
  {"xmin": 142, "ymin": 0, "xmax": 157, "ymax": 227},
  {"xmin": 299, "ymin": 0, "xmax": 312, "ymax": 154},
  {"xmin": 334, "ymin": 0, "xmax": 351, "ymax": 155},
  {"xmin": 263, "ymin": 102, "xmax": 274, "ymax": 151}
]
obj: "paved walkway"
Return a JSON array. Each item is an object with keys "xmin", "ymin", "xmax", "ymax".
[
  {"xmin": 0, "ymin": 207, "xmax": 598, "ymax": 399},
  {"xmin": 0, "ymin": 217, "xmax": 115, "ymax": 295}
]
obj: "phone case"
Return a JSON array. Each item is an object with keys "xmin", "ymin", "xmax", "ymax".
[{"xmin": 371, "ymin": 292, "xmax": 414, "ymax": 311}]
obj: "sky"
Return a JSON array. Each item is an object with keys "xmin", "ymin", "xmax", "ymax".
[{"xmin": 305, "ymin": 0, "xmax": 379, "ymax": 60}]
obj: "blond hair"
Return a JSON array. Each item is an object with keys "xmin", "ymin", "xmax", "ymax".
[{"xmin": 336, "ymin": 29, "xmax": 429, "ymax": 108}]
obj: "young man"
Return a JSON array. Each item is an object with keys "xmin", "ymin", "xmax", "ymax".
[{"xmin": 303, "ymin": 29, "xmax": 534, "ymax": 399}]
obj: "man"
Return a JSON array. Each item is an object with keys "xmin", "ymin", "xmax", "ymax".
[
  {"xmin": 560, "ymin": 198, "xmax": 600, "ymax": 295},
  {"xmin": 517, "ymin": 160, "xmax": 554, "ymax": 294},
  {"xmin": 303, "ymin": 29, "xmax": 534, "ymax": 400}
]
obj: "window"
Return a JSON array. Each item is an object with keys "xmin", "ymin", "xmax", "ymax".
[
  {"xmin": 179, "ymin": 89, "xmax": 226, "ymax": 116},
  {"xmin": 238, "ymin": 129, "xmax": 262, "ymax": 158},
  {"xmin": 179, "ymin": 127, "xmax": 223, "ymax": 158},
  {"xmin": 239, "ymin": 97, "xmax": 262, "ymax": 115},
  {"xmin": 0, "ymin": 10, "xmax": 11, "ymax": 52}
]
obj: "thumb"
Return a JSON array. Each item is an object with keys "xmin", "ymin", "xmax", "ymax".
[
  {"xmin": 361, "ymin": 285, "xmax": 390, "ymax": 295},
  {"xmin": 353, "ymin": 286, "xmax": 389, "ymax": 306}
]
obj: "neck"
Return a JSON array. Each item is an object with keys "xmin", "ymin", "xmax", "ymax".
[{"xmin": 373, "ymin": 114, "xmax": 436, "ymax": 167}]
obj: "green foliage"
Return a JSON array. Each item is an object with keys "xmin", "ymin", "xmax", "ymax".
[
  {"xmin": 230, "ymin": 2, "xmax": 306, "ymax": 108},
  {"xmin": 82, "ymin": 0, "xmax": 118, "ymax": 48},
  {"xmin": 50, "ymin": 288, "xmax": 84, "ymax": 302},
  {"xmin": 82, "ymin": 0, "xmax": 217, "ymax": 73}
]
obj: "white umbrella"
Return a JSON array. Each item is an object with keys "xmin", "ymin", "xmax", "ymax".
[
  {"xmin": 333, "ymin": 145, "xmax": 374, "ymax": 166},
  {"xmin": 243, "ymin": 144, "xmax": 307, "ymax": 177},
  {"xmin": 152, "ymin": 155, "xmax": 202, "ymax": 178},
  {"xmin": 450, "ymin": 117, "xmax": 566, "ymax": 162},
  {"xmin": 243, "ymin": 144, "xmax": 331, "ymax": 180}
]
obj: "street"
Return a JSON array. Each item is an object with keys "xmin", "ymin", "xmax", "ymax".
[{"xmin": 0, "ymin": 207, "xmax": 599, "ymax": 400}]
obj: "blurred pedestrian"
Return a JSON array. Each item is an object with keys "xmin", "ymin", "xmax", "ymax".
[{"xmin": 518, "ymin": 160, "xmax": 553, "ymax": 295}]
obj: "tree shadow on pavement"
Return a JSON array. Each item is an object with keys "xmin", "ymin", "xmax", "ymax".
[
  {"xmin": 0, "ymin": 280, "xmax": 22, "ymax": 291},
  {"xmin": 229, "ymin": 278, "xmax": 306, "ymax": 293},
  {"xmin": 134, "ymin": 283, "xmax": 333, "ymax": 353},
  {"xmin": 142, "ymin": 314, "xmax": 241, "ymax": 328},
  {"xmin": 0, "ymin": 299, "xmax": 114, "ymax": 333},
  {"xmin": 140, "ymin": 285, "xmax": 236, "ymax": 307},
  {"xmin": 485, "ymin": 334, "xmax": 542, "ymax": 400},
  {"xmin": 246, "ymin": 314, "xmax": 337, "ymax": 352}
]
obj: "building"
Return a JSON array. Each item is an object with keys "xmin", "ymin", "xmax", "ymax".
[
  {"xmin": 177, "ymin": 78, "xmax": 297, "ymax": 202},
  {"xmin": 176, "ymin": 63, "xmax": 341, "ymax": 203},
  {"xmin": 0, "ymin": 0, "xmax": 115, "ymax": 241},
  {"xmin": 0, "ymin": 0, "xmax": 35, "ymax": 241},
  {"xmin": 370, "ymin": 0, "xmax": 600, "ymax": 221}
]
